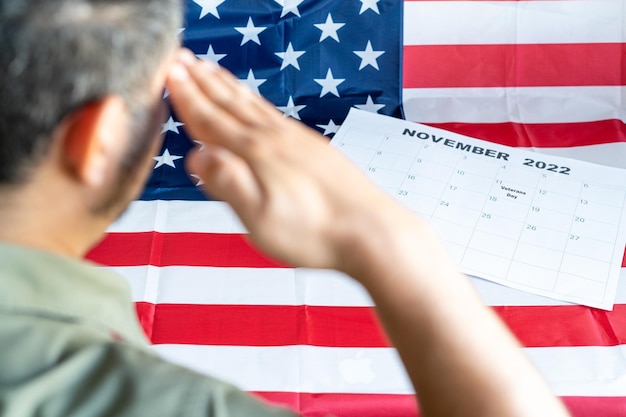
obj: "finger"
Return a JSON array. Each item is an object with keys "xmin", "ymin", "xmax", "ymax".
[
  {"xmin": 167, "ymin": 58, "xmax": 252, "ymax": 154},
  {"xmin": 179, "ymin": 50, "xmax": 283, "ymax": 125},
  {"xmin": 185, "ymin": 145, "xmax": 263, "ymax": 223}
]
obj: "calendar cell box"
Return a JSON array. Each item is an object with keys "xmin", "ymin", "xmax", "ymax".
[
  {"xmin": 513, "ymin": 242, "xmax": 563, "ymax": 271},
  {"xmin": 532, "ymin": 192, "xmax": 579, "ymax": 214},
  {"xmin": 401, "ymin": 176, "xmax": 447, "ymax": 196},
  {"xmin": 554, "ymin": 273, "xmax": 607, "ymax": 304},
  {"xmin": 431, "ymin": 218, "xmax": 474, "ymax": 247},
  {"xmin": 410, "ymin": 160, "xmax": 455, "ymax": 182},
  {"xmin": 493, "ymin": 183, "xmax": 534, "ymax": 206},
  {"xmin": 462, "ymin": 248, "xmax": 511, "ymax": 278},
  {"xmin": 580, "ymin": 185, "xmax": 626, "ymax": 208},
  {"xmin": 519, "ymin": 226, "xmax": 569, "ymax": 252},
  {"xmin": 559, "ymin": 253, "xmax": 610, "ymax": 282},
  {"xmin": 467, "ymin": 230, "xmax": 518, "ymax": 259},
  {"xmin": 368, "ymin": 167, "xmax": 406, "ymax": 189},
  {"xmin": 495, "ymin": 165, "xmax": 542, "ymax": 188},
  {"xmin": 380, "ymin": 136, "xmax": 422, "ymax": 156},
  {"xmin": 433, "ymin": 203, "xmax": 481, "ymax": 228},
  {"xmin": 538, "ymin": 174, "xmax": 583, "ymax": 197},
  {"xmin": 343, "ymin": 130, "xmax": 384, "ymax": 149},
  {"xmin": 418, "ymin": 143, "xmax": 461, "ymax": 165},
  {"xmin": 441, "ymin": 186, "xmax": 488, "ymax": 211},
  {"xmin": 370, "ymin": 152, "xmax": 415, "ymax": 173},
  {"xmin": 395, "ymin": 192, "xmax": 439, "ymax": 217},
  {"xmin": 575, "ymin": 201, "xmax": 623, "ymax": 224},
  {"xmin": 565, "ymin": 236, "xmax": 615, "ymax": 263},
  {"xmin": 507, "ymin": 262, "xmax": 558, "ymax": 292},
  {"xmin": 483, "ymin": 198, "xmax": 529, "ymax": 222},
  {"xmin": 338, "ymin": 144, "xmax": 377, "ymax": 167},
  {"xmin": 570, "ymin": 217, "xmax": 618, "ymax": 243},
  {"xmin": 441, "ymin": 241, "xmax": 465, "ymax": 265},
  {"xmin": 525, "ymin": 207, "xmax": 573, "ymax": 232},
  {"xmin": 475, "ymin": 215, "xmax": 525, "ymax": 239},
  {"xmin": 449, "ymin": 171, "xmax": 495, "ymax": 194},
  {"xmin": 456, "ymin": 158, "xmax": 501, "ymax": 178}
]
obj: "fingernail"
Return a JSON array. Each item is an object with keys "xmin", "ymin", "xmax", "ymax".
[
  {"xmin": 177, "ymin": 48, "xmax": 197, "ymax": 66},
  {"xmin": 168, "ymin": 63, "xmax": 189, "ymax": 81}
]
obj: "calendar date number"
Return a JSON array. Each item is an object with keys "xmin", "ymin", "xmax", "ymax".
[{"xmin": 523, "ymin": 158, "xmax": 570, "ymax": 175}]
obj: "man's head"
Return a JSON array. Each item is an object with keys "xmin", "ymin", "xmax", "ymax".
[{"xmin": 0, "ymin": 0, "xmax": 182, "ymax": 253}]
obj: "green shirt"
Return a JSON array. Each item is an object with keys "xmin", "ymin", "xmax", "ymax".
[{"xmin": 0, "ymin": 242, "xmax": 297, "ymax": 417}]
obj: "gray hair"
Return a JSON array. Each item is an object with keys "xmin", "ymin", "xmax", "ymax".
[{"xmin": 0, "ymin": 0, "xmax": 182, "ymax": 184}]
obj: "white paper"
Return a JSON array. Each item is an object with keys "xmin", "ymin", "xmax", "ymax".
[{"xmin": 332, "ymin": 109, "xmax": 626, "ymax": 310}]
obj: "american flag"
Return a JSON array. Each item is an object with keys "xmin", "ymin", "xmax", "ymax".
[{"xmin": 87, "ymin": 1, "xmax": 626, "ymax": 416}]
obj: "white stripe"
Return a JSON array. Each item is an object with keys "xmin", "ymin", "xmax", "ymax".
[
  {"xmin": 112, "ymin": 265, "xmax": 626, "ymax": 307},
  {"xmin": 114, "ymin": 266, "xmax": 373, "ymax": 306},
  {"xmin": 153, "ymin": 344, "xmax": 626, "ymax": 396},
  {"xmin": 109, "ymin": 200, "xmax": 246, "ymax": 233},
  {"xmin": 402, "ymin": 87, "xmax": 626, "ymax": 124},
  {"xmin": 404, "ymin": 1, "xmax": 626, "ymax": 45}
]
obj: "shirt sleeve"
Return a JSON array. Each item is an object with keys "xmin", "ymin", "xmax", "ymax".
[
  {"xmin": 89, "ymin": 342, "xmax": 301, "ymax": 417},
  {"xmin": 0, "ymin": 335, "xmax": 298, "ymax": 417}
]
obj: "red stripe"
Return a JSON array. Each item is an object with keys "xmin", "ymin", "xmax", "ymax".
[
  {"xmin": 141, "ymin": 303, "xmax": 391, "ymax": 347},
  {"xmin": 252, "ymin": 392, "xmax": 626, "ymax": 417},
  {"xmin": 87, "ymin": 232, "xmax": 626, "ymax": 269},
  {"xmin": 561, "ymin": 396, "xmax": 626, "ymax": 417},
  {"xmin": 403, "ymin": 44, "xmax": 626, "ymax": 88},
  {"xmin": 424, "ymin": 120, "xmax": 626, "ymax": 148},
  {"xmin": 86, "ymin": 232, "xmax": 287, "ymax": 268},
  {"xmin": 254, "ymin": 392, "xmax": 418, "ymax": 417},
  {"xmin": 137, "ymin": 303, "xmax": 626, "ymax": 348}
]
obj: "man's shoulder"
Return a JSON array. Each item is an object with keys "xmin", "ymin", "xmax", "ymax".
[{"xmin": 0, "ymin": 313, "xmax": 297, "ymax": 417}]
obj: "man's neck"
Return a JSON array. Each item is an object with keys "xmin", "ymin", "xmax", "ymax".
[{"xmin": 0, "ymin": 180, "xmax": 105, "ymax": 258}]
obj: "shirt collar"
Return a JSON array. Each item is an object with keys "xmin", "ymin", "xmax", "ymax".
[{"xmin": 0, "ymin": 242, "xmax": 149, "ymax": 346}]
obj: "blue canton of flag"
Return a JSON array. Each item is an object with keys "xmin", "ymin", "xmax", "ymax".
[{"xmin": 142, "ymin": 0, "xmax": 403, "ymax": 201}]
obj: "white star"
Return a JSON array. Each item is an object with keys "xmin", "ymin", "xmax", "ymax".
[
  {"xmin": 274, "ymin": 0, "xmax": 304, "ymax": 18},
  {"xmin": 277, "ymin": 96, "xmax": 306, "ymax": 120},
  {"xmin": 355, "ymin": 96, "xmax": 385, "ymax": 113},
  {"xmin": 354, "ymin": 41, "xmax": 385, "ymax": 70},
  {"xmin": 193, "ymin": 0, "xmax": 225, "ymax": 19},
  {"xmin": 190, "ymin": 174, "xmax": 205, "ymax": 186},
  {"xmin": 153, "ymin": 149, "xmax": 183, "ymax": 169},
  {"xmin": 235, "ymin": 17, "xmax": 267, "ymax": 46},
  {"xmin": 314, "ymin": 69, "xmax": 345, "ymax": 97},
  {"xmin": 240, "ymin": 69, "xmax": 267, "ymax": 95},
  {"xmin": 314, "ymin": 13, "xmax": 345, "ymax": 43},
  {"xmin": 162, "ymin": 88, "xmax": 170, "ymax": 99},
  {"xmin": 196, "ymin": 45, "xmax": 227, "ymax": 64},
  {"xmin": 161, "ymin": 116, "xmax": 184, "ymax": 134},
  {"xmin": 359, "ymin": 0, "xmax": 380, "ymax": 14},
  {"xmin": 275, "ymin": 43, "xmax": 305, "ymax": 70},
  {"xmin": 317, "ymin": 120, "xmax": 340, "ymax": 136},
  {"xmin": 177, "ymin": 28, "xmax": 186, "ymax": 36}
]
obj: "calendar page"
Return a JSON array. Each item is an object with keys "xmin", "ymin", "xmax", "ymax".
[{"xmin": 332, "ymin": 109, "xmax": 626, "ymax": 310}]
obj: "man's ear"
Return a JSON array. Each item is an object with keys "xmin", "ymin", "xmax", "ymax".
[{"xmin": 61, "ymin": 95, "xmax": 127, "ymax": 187}]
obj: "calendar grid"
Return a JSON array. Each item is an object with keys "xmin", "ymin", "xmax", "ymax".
[{"xmin": 332, "ymin": 109, "xmax": 626, "ymax": 309}]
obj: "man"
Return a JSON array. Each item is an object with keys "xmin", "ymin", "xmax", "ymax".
[{"xmin": 0, "ymin": 0, "xmax": 570, "ymax": 416}]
